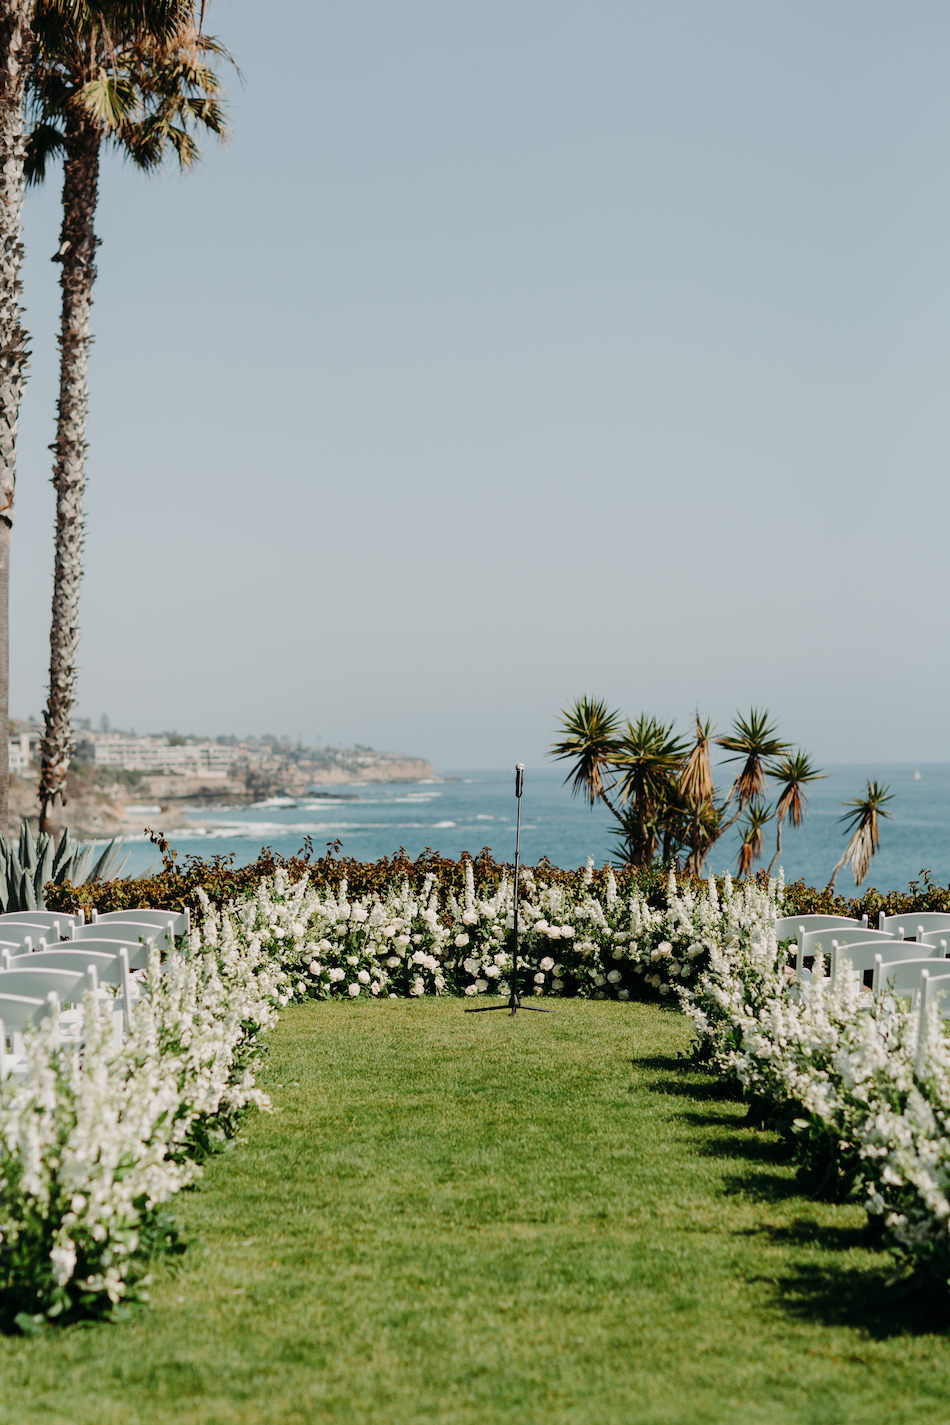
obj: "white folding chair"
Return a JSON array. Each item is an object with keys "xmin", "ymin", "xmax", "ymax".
[
  {"xmin": 797, "ymin": 925, "xmax": 895, "ymax": 979},
  {"xmin": 834, "ymin": 943, "xmax": 943, "ymax": 991},
  {"xmin": 917, "ymin": 971, "xmax": 950, "ymax": 1074},
  {"xmin": 0, "ymin": 992, "xmax": 53, "ymax": 1077},
  {"xmin": 69, "ymin": 921, "xmax": 171, "ymax": 953},
  {"xmin": 0, "ymin": 966, "xmax": 86, "ymax": 1003},
  {"xmin": 879, "ymin": 912, "xmax": 950, "ymax": 942},
  {"xmin": 872, "ymin": 954, "xmax": 947, "ymax": 1005},
  {"xmin": 0, "ymin": 911, "xmax": 80, "ymax": 938},
  {"xmin": 92, "ymin": 908, "xmax": 189, "ymax": 937},
  {"xmin": 774, "ymin": 913, "xmax": 865, "ymax": 943}
]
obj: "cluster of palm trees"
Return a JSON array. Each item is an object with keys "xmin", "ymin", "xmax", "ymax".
[
  {"xmin": 0, "ymin": 0, "xmax": 231, "ymax": 834},
  {"xmin": 551, "ymin": 697, "xmax": 892, "ymax": 887}
]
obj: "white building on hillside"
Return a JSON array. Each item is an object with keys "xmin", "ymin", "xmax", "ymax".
[{"xmin": 89, "ymin": 734, "xmax": 240, "ymax": 779}]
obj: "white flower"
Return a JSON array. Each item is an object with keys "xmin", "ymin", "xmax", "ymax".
[
  {"xmin": 411, "ymin": 950, "xmax": 427, "ymax": 965},
  {"xmin": 455, "ymin": 934, "xmax": 470, "ymax": 948},
  {"xmin": 559, "ymin": 926, "xmax": 575, "ymax": 938},
  {"xmin": 395, "ymin": 935, "xmax": 411, "ymax": 948},
  {"xmin": 412, "ymin": 934, "xmax": 422, "ymax": 944},
  {"xmin": 594, "ymin": 974, "xmax": 606, "ymax": 986},
  {"xmin": 464, "ymin": 985, "xmax": 477, "ymax": 996},
  {"xmin": 485, "ymin": 966, "xmax": 500, "ymax": 978},
  {"xmin": 462, "ymin": 909, "xmax": 478, "ymax": 925},
  {"xmin": 552, "ymin": 978, "xmax": 564, "ymax": 991},
  {"xmin": 346, "ymin": 955, "xmax": 359, "ymax": 967},
  {"xmin": 386, "ymin": 956, "xmax": 401, "ymax": 968},
  {"xmin": 607, "ymin": 970, "xmax": 621, "ymax": 984},
  {"xmin": 318, "ymin": 939, "xmax": 332, "ymax": 952},
  {"xmin": 357, "ymin": 970, "xmax": 370, "ymax": 984},
  {"xmin": 617, "ymin": 989, "xmax": 630, "ymax": 1001},
  {"xmin": 371, "ymin": 982, "xmax": 381, "ymax": 996},
  {"xmin": 309, "ymin": 961, "xmax": 321, "ymax": 975},
  {"xmin": 539, "ymin": 957, "xmax": 555, "ymax": 972},
  {"xmin": 612, "ymin": 948, "xmax": 624, "ymax": 960},
  {"xmin": 328, "ymin": 967, "xmax": 345, "ymax": 983},
  {"xmin": 410, "ymin": 979, "xmax": 425, "ymax": 997},
  {"xmin": 348, "ymin": 983, "xmax": 361, "ymax": 997},
  {"xmin": 463, "ymin": 958, "xmax": 479, "ymax": 975},
  {"xmin": 475, "ymin": 979, "xmax": 488, "ymax": 993}
]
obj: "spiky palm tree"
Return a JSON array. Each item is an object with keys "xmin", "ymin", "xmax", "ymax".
[
  {"xmin": 613, "ymin": 715, "xmax": 688, "ymax": 865},
  {"xmin": 679, "ymin": 713, "xmax": 716, "ymax": 874},
  {"xmin": 551, "ymin": 696, "xmax": 622, "ymax": 810},
  {"xmin": 827, "ymin": 780, "xmax": 893, "ymax": 891},
  {"xmin": 766, "ymin": 750, "xmax": 825, "ymax": 876},
  {"xmin": 735, "ymin": 800, "xmax": 772, "ymax": 877},
  {"xmin": 29, "ymin": 0, "xmax": 229, "ymax": 831},
  {"xmin": 716, "ymin": 709, "xmax": 791, "ymax": 831},
  {"xmin": 0, "ymin": 0, "xmax": 36, "ymax": 833}
]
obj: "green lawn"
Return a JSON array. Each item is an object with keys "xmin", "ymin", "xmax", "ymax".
[{"xmin": 3, "ymin": 999, "xmax": 950, "ymax": 1424}]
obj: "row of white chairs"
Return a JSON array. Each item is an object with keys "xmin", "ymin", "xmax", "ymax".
[
  {"xmin": 0, "ymin": 907, "xmax": 190, "ymax": 1075},
  {"xmin": 774, "ymin": 911, "xmax": 950, "ymax": 1018}
]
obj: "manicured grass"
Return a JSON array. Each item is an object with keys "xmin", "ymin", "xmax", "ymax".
[{"xmin": 2, "ymin": 999, "xmax": 950, "ymax": 1424}]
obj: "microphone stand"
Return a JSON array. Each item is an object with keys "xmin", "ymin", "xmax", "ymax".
[{"xmin": 465, "ymin": 763, "xmax": 552, "ymax": 1017}]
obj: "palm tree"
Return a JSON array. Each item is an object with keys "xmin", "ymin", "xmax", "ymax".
[
  {"xmin": 735, "ymin": 801, "xmax": 772, "ymax": 877},
  {"xmin": 766, "ymin": 750, "xmax": 825, "ymax": 876},
  {"xmin": 551, "ymin": 697, "xmax": 622, "ymax": 809},
  {"xmin": 716, "ymin": 709, "xmax": 791, "ymax": 831},
  {"xmin": 679, "ymin": 713, "xmax": 716, "ymax": 874},
  {"xmin": 613, "ymin": 715, "xmax": 688, "ymax": 865},
  {"xmin": 827, "ymin": 780, "xmax": 893, "ymax": 891},
  {"xmin": 0, "ymin": 0, "xmax": 36, "ymax": 834},
  {"xmin": 29, "ymin": 1, "xmax": 229, "ymax": 831}
]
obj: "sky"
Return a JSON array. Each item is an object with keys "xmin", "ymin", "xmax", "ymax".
[{"xmin": 8, "ymin": 1, "xmax": 950, "ymax": 771}]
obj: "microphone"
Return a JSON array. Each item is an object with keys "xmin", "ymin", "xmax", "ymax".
[{"xmin": 515, "ymin": 763, "xmax": 524, "ymax": 798}]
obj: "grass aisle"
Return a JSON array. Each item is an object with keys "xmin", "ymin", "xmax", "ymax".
[{"xmin": 3, "ymin": 1000, "xmax": 950, "ymax": 1424}]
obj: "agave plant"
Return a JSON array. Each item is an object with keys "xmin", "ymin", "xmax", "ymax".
[{"xmin": 0, "ymin": 822, "xmax": 144, "ymax": 912}]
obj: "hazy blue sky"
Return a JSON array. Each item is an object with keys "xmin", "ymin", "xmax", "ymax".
[{"xmin": 9, "ymin": 1, "xmax": 950, "ymax": 770}]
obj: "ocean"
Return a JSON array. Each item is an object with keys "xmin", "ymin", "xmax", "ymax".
[{"xmin": 112, "ymin": 762, "xmax": 950, "ymax": 894}]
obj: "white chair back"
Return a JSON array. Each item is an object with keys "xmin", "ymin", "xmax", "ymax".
[
  {"xmin": 833, "ymin": 942, "xmax": 942, "ymax": 989},
  {"xmin": 879, "ymin": 912, "xmax": 950, "ymax": 941},
  {"xmin": 0, "ymin": 966, "xmax": 86, "ymax": 1003},
  {"xmin": 0, "ymin": 911, "xmax": 78, "ymax": 936},
  {"xmin": 774, "ymin": 914, "xmax": 864, "ymax": 942},
  {"xmin": 871, "ymin": 955, "xmax": 944, "ymax": 1005},
  {"xmin": 797, "ymin": 925, "xmax": 895, "ymax": 977},
  {"xmin": 59, "ymin": 935, "xmax": 151, "ymax": 972},
  {"xmin": 70, "ymin": 921, "xmax": 171, "ymax": 953},
  {"xmin": 9, "ymin": 948, "xmax": 121, "ymax": 989},
  {"xmin": 0, "ymin": 924, "xmax": 50, "ymax": 951},
  {"xmin": 92, "ymin": 908, "xmax": 189, "ymax": 937}
]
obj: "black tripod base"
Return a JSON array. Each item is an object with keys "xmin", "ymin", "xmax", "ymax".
[{"xmin": 465, "ymin": 990, "xmax": 553, "ymax": 1017}]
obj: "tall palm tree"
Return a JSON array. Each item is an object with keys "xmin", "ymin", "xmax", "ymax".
[
  {"xmin": 679, "ymin": 713, "xmax": 716, "ymax": 874},
  {"xmin": 29, "ymin": 1, "xmax": 229, "ymax": 831},
  {"xmin": 0, "ymin": 0, "xmax": 35, "ymax": 834},
  {"xmin": 613, "ymin": 715, "xmax": 688, "ymax": 865},
  {"xmin": 551, "ymin": 696, "xmax": 622, "ymax": 810},
  {"xmin": 766, "ymin": 750, "xmax": 825, "ymax": 876},
  {"xmin": 827, "ymin": 780, "xmax": 893, "ymax": 891},
  {"xmin": 716, "ymin": 709, "xmax": 791, "ymax": 831},
  {"xmin": 735, "ymin": 801, "xmax": 772, "ymax": 877}
]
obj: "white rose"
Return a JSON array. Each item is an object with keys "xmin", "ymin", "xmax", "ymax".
[
  {"xmin": 351, "ymin": 907, "xmax": 367, "ymax": 923},
  {"xmin": 357, "ymin": 970, "xmax": 370, "ymax": 984},
  {"xmin": 348, "ymin": 983, "xmax": 361, "ymax": 997},
  {"xmin": 617, "ymin": 989, "xmax": 630, "ymax": 1001},
  {"xmin": 546, "ymin": 927, "xmax": 561, "ymax": 940},
  {"xmin": 396, "ymin": 935, "xmax": 411, "ymax": 948},
  {"xmin": 607, "ymin": 970, "xmax": 621, "ymax": 984},
  {"xmin": 463, "ymin": 958, "xmax": 479, "ymax": 975},
  {"xmin": 612, "ymin": 948, "xmax": 624, "ymax": 960},
  {"xmin": 371, "ymin": 982, "xmax": 381, "ymax": 995},
  {"xmin": 534, "ymin": 972, "xmax": 545, "ymax": 984},
  {"xmin": 386, "ymin": 955, "xmax": 401, "ymax": 968},
  {"xmin": 328, "ymin": 967, "xmax": 345, "ymax": 983},
  {"xmin": 475, "ymin": 979, "xmax": 488, "ymax": 993},
  {"xmin": 411, "ymin": 950, "xmax": 426, "ymax": 965},
  {"xmin": 462, "ymin": 909, "xmax": 478, "ymax": 925},
  {"xmin": 346, "ymin": 955, "xmax": 359, "ymax": 967},
  {"xmin": 552, "ymin": 978, "xmax": 564, "ymax": 991},
  {"xmin": 412, "ymin": 934, "xmax": 423, "ymax": 944},
  {"xmin": 455, "ymin": 934, "xmax": 470, "ymax": 948},
  {"xmin": 594, "ymin": 974, "xmax": 606, "ymax": 986},
  {"xmin": 539, "ymin": 956, "xmax": 554, "ymax": 972},
  {"xmin": 383, "ymin": 925, "xmax": 396, "ymax": 938},
  {"xmin": 485, "ymin": 965, "xmax": 500, "ymax": 978},
  {"xmin": 318, "ymin": 939, "xmax": 332, "ymax": 952},
  {"xmin": 464, "ymin": 984, "xmax": 477, "ymax": 996},
  {"xmin": 309, "ymin": 961, "xmax": 321, "ymax": 975},
  {"xmin": 410, "ymin": 978, "xmax": 424, "ymax": 997}
]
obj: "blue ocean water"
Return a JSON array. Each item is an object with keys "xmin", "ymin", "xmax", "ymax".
[{"xmin": 113, "ymin": 763, "xmax": 950, "ymax": 895}]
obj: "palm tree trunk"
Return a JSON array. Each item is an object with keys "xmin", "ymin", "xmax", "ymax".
[
  {"xmin": 38, "ymin": 112, "xmax": 100, "ymax": 834},
  {"xmin": 826, "ymin": 849, "xmax": 849, "ymax": 894},
  {"xmin": 766, "ymin": 819, "xmax": 783, "ymax": 876},
  {"xmin": 0, "ymin": 0, "xmax": 33, "ymax": 837}
]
